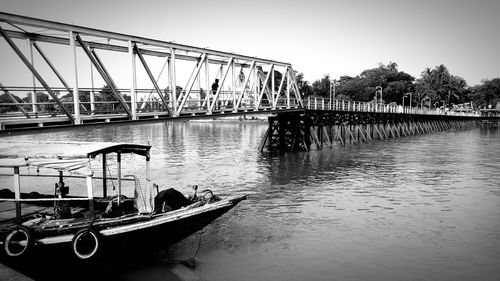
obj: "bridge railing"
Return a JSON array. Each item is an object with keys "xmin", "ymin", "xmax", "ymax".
[
  {"xmin": 0, "ymin": 86, "xmax": 303, "ymax": 121},
  {"xmin": 306, "ymin": 97, "xmax": 481, "ymax": 117}
]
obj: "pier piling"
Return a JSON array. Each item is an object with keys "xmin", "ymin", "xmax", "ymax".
[{"xmin": 262, "ymin": 110, "xmax": 482, "ymax": 153}]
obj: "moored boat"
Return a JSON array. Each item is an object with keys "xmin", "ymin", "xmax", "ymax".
[{"xmin": 0, "ymin": 143, "xmax": 246, "ymax": 261}]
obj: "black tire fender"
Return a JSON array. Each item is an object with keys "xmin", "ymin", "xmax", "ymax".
[
  {"xmin": 4, "ymin": 226, "xmax": 32, "ymax": 257},
  {"xmin": 71, "ymin": 228, "xmax": 100, "ymax": 260}
]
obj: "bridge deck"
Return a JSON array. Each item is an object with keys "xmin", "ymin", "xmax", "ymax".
[{"xmin": 0, "ymin": 107, "xmax": 303, "ymax": 131}]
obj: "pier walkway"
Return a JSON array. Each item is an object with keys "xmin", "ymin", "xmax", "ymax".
[{"xmin": 261, "ymin": 97, "xmax": 487, "ymax": 153}]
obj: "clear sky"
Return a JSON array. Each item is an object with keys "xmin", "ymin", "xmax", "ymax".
[{"xmin": 1, "ymin": 0, "xmax": 499, "ymax": 86}]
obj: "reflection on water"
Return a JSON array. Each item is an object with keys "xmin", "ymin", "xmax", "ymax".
[{"xmin": 1, "ymin": 122, "xmax": 499, "ymax": 281}]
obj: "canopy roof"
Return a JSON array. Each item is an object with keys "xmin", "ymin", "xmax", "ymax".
[
  {"xmin": 87, "ymin": 144, "xmax": 151, "ymax": 158},
  {"xmin": 0, "ymin": 158, "xmax": 89, "ymax": 171},
  {"xmin": 0, "ymin": 141, "xmax": 151, "ymax": 159},
  {"xmin": 28, "ymin": 158, "xmax": 90, "ymax": 172},
  {"xmin": 0, "ymin": 158, "xmax": 29, "ymax": 168}
]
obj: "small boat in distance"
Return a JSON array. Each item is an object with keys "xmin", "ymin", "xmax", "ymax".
[{"xmin": 0, "ymin": 143, "xmax": 246, "ymax": 261}]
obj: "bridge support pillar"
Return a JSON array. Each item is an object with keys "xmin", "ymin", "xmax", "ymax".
[
  {"xmin": 261, "ymin": 113, "xmax": 310, "ymax": 153},
  {"xmin": 262, "ymin": 110, "xmax": 481, "ymax": 154}
]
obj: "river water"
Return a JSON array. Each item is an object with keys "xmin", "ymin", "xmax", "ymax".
[{"xmin": 1, "ymin": 121, "xmax": 499, "ymax": 281}]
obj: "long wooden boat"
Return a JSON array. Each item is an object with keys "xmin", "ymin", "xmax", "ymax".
[{"xmin": 0, "ymin": 143, "xmax": 246, "ymax": 261}]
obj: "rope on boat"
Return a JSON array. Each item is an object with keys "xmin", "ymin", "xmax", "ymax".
[
  {"xmin": 169, "ymin": 230, "xmax": 204, "ymax": 269},
  {"xmin": 192, "ymin": 230, "xmax": 203, "ymax": 259},
  {"xmin": 105, "ymin": 160, "xmax": 116, "ymax": 191}
]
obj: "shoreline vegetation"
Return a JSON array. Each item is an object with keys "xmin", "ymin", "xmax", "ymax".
[{"xmin": 296, "ymin": 62, "xmax": 499, "ymax": 110}]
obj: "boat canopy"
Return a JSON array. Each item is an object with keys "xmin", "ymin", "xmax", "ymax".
[
  {"xmin": 86, "ymin": 144, "xmax": 151, "ymax": 158},
  {"xmin": 0, "ymin": 158, "xmax": 29, "ymax": 168},
  {"xmin": 28, "ymin": 158, "xmax": 90, "ymax": 172},
  {"xmin": 0, "ymin": 158, "xmax": 89, "ymax": 172},
  {"xmin": 0, "ymin": 141, "xmax": 151, "ymax": 159},
  {"xmin": 0, "ymin": 142, "xmax": 152, "ymax": 221}
]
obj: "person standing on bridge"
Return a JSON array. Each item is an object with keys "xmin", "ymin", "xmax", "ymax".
[{"xmin": 212, "ymin": 79, "xmax": 219, "ymax": 110}]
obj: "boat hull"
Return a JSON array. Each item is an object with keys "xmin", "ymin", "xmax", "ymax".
[
  {"xmin": 1, "ymin": 196, "xmax": 245, "ymax": 265},
  {"xmin": 98, "ymin": 201, "xmax": 238, "ymax": 252}
]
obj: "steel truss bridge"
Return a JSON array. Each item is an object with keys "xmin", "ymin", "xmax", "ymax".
[
  {"xmin": 0, "ymin": 12, "xmax": 302, "ymax": 130},
  {"xmin": 0, "ymin": 12, "xmax": 494, "ymax": 140}
]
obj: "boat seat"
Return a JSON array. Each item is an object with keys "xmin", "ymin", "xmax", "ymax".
[{"xmin": 95, "ymin": 196, "xmax": 135, "ymax": 218}]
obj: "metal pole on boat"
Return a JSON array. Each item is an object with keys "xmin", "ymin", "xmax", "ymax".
[
  {"xmin": 86, "ymin": 161, "xmax": 95, "ymax": 218},
  {"xmin": 13, "ymin": 167, "xmax": 21, "ymax": 223},
  {"xmin": 117, "ymin": 153, "xmax": 121, "ymax": 205},
  {"xmin": 58, "ymin": 171, "xmax": 63, "ymax": 185},
  {"xmin": 146, "ymin": 155, "xmax": 150, "ymax": 181},
  {"xmin": 102, "ymin": 154, "xmax": 107, "ymax": 198}
]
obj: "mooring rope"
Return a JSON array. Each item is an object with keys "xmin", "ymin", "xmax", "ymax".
[{"xmin": 169, "ymin": 230, "xmax": 204, "ymax": 269}]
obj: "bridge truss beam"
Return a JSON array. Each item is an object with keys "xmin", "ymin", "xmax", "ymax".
[{"xmin": 0, "ymin": 12, "xmax": 303, "ymax": 125}]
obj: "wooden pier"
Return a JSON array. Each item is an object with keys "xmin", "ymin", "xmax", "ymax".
[{"xmin": 261, "ymin": 110, "xmax": 482, "ymax": 153}]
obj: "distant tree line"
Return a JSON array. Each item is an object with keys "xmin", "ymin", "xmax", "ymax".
[
  {"xmin": 296, "ymin": 62, "xmax": 500, "ymax": 109},
  {"xmin": 0, "ymin": 85, "xmax": 133, "ymax": 114}
]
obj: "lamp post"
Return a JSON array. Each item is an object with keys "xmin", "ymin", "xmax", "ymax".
[
  {"xmin": 330, "ymin": 79, "xmax": 338, "ymax": 110},
  {"xmin": 329, "ymin": 82, "xmax": 332, "ymax": 109},
  {"xmin": 374, "ymin": 86, "xmax": 383, "ymax": 111},
  {"xmin": 421, "ymin": 96, "xmax": 431, "ymax": 109},
  {"xmin": 375, "ymin": 86, "xmax": 383, "ymax": 106}
]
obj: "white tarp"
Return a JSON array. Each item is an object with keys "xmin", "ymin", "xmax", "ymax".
[
  {"xmin": 0, "ymin": 140, "xmax": 121, "ymax": 159},
  {"xmin": 27, "ymin": 158, "xmax": 90, "ymax": 172}
]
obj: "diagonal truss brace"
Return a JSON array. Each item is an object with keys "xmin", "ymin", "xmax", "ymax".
[
  {"xmin": 234, "ymin": 61, "xmax": 256, "ymax": 111},
  {"xmin": 0, "ymin": 82, "xmax": 31, "ymax": 118},
  {"xmin": 75, "ymin": 34, "xmax": 133, "ymax": 118},
  {"xmin": 176, "ymin": 53, "xmax": 207, "ymax": 116},
  {"xmin": 209, "ymin": 57, "xmax": 234, "ymax": 112},
  {"xmin": 289, "ymin": 66, "xmax": 304, "ymax": 107},
  {"xmin": 274, "ymin": 66, "xmax": 288, "ymax": 108},
  {"xmin": 32, "ymin": 41, "xmax": 88, "ymax": 112},
  {"xmin": 133, "ymin": 43, "xmax": 171, "ymax": 116},
  {"xmin": 0, "ymin": 26, "xmax": 74, "ymax": 121},
  {"xmin": 256, "ymin": 64, "xmax": 273, "ymax": 109}
]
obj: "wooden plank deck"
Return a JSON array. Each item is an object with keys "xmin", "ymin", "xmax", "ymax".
[{"xmin": 0, "ymin": 202, "xmax": 51, "ymax": 224}]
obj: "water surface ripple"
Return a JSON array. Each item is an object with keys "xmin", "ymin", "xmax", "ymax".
[{"xmin": 1, "ymin": 122, "xmax": 499, "ymax": 281}]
